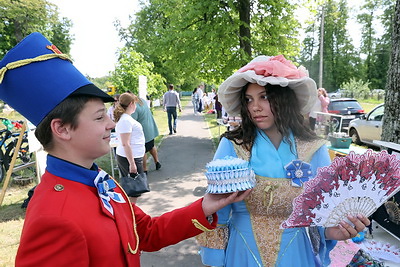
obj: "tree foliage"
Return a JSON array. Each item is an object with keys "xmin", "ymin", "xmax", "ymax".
[
  {"xmin": 88, "ymin": 76, "xmax": 111, "ymax": 91},
  {"xmin": 118, "ymin": 0, "xmax": 301, "ymax": 88},
  {"xmin": 298, "ymin": 0, "xmax": 395, "ymax": 93},
  {"xmin": 110, "ymin": 48, "xmax": 166, "ymax": 98},
  {"xmin": 358, "ymin": 0, "xmax": 395, "ymax": 89},
  {"xmin": 0, "ymin": 0, "xmax": 73, "ymax": 58},
  {"xmin": 299, "ymin": 0, "xmax": 361, "ymax": 91}
]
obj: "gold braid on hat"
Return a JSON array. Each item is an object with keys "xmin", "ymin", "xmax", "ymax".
[{"xmin": 0, "ymin": 53, "xmax": 71, "ymax": 84}]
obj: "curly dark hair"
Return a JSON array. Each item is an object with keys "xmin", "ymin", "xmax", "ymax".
[{"xmin": 222, "ymin": 83, "xmax": 318, "ymax": 152}]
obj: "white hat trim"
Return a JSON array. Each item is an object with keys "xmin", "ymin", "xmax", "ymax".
[{"xmin": 218, "ymin": 55, "xmax": 317, "ymax": 116}]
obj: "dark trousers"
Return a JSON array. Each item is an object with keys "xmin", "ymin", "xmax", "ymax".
[
  {"xmin": 309, "ymin": 117, "xmax": 316, "ymax": 131},
  {"xmin": 166, "ymin": 106, "xmax": 177, "ymax": 133},
  {"xmin": 216, "ymin": 110, "xmax": 222, "ymax": 119},
  {"xmin": 116, "ymin": 155, "xmax": 144, "ymax": 178},
  {"xmin": 198, "ymin": 101, "xmax": 202, "ymax": 112}
]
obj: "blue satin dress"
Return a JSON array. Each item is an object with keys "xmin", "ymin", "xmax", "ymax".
[{"xmin": 199, "ymin": 131, "xmax": 336, "ymax": 267}]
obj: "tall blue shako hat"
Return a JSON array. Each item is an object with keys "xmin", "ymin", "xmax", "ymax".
[{"xmin": 0, "ymin": 32, "xmax": 114, "ymax": 126}]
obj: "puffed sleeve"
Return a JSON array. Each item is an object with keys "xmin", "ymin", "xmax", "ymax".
[{"xmin": 309, "ymin": 144, "xmax": 331, "ymax": 176}]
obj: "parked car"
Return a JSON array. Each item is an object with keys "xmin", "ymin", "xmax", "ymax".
[
  {"xmin": 348, "ymin": 103, "xmax": 384, "ymax": 147},
  {"xmin": 327, "ymin": 98, "xmax": 365, "ymax": 131},
  {"xmin": 371, "ymin": 89, "xmax": 385, "ymax": 95},
  {"xmin": 328, "ymin": 89, "xmax": 344, "ymax": 98}
]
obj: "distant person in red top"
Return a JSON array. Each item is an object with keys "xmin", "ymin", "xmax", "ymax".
[
  {"xmin": 0, "ymin": 32, "xmax": 251, "ymax": 267},
  {"xmin": 318, "ymin": 88, "xmax": 330, "ymax": 113}
]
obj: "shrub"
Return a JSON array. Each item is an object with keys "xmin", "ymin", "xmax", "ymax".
[{"xmin": 341, "ymin": 78, "xmax": 370, "ymax": 99}]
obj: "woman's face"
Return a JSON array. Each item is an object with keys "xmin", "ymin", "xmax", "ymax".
[
  {"xmin": 129, "ymin": 101, "xmax": 137, "ymax": 114},
  {"xmin": 245, "ymin": 83, "xmax": 276, "ymax": 133}
]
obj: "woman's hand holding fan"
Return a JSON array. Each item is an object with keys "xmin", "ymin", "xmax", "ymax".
[{"xmin": 281, "ymin": 150, "xmax": 400, "ymax": 229}]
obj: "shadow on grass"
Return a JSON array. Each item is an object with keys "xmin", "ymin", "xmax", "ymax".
[{"xmin": 0, "ymin": 202, "xmax": 26, "ymax": 222}]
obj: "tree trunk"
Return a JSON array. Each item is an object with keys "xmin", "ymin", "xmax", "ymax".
[
  {"xmin": 382, "ymin": 0, "xmax": 400, "ymax": 143},
  {"xmin": 237, "ymin": 0, "xmax": 251, "ymax": 57}
]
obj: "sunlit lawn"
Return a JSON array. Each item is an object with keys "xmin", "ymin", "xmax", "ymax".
[{"xmin": 360, "ymin": 102, "xmax": 382, "ymax": 113}]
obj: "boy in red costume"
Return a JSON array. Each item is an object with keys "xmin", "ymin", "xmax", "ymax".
[{"xmin": 0, "ymin": 32, "xmax": 250, "ymax": 267}]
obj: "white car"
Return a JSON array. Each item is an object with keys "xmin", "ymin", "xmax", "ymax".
[
  {"xmin": 328, "ymin": 89, "xmax": 343, "ymax": 98},
  {"xmin": 348, "ymin": 103, "xmax": 384, "ymax": 147}
]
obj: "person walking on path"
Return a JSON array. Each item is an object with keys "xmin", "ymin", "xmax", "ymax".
[
  {"xmin": 163, "ymin": 84, "xmax": 182, "ymax": 135},
  {"xmin": 131, "ymin": 96, "xmax": 162, "ymax": 173}
]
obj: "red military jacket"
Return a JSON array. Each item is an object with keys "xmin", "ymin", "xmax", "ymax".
[{"xmin": 16, "ymin": 155, "xmax": 216, "ymax": 266}]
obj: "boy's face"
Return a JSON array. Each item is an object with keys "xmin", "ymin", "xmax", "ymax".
[{"xmin": 68, "ymin": 98, "xmax": 115, "ymax": 164}]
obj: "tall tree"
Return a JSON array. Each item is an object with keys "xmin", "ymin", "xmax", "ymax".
[
  {"xmin": 0, "ymin": 0, "xmax": 73, "ymax": 58},
  {"xmin": 382, "ymin": 0, "xmax": 400, "ymax": 143},
  {"xmin": 119, "ymin": 0, "xmax": 300, "ymax": 87},
  {"xmin": 361, "ymin": 0, "xmax": 395, "ymax": 89},
  {"xmin": 299, "ymin": 0, "xmax": 361, "ymax": 91},
  {"xmin": 357, "ymin": 0, "xmax": 379, "ymax": 81}
]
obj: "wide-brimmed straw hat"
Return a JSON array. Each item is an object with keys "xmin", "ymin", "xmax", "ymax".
[{"xmin": 218, "ymin": 55, "xmax": 317, "ymax": 116}]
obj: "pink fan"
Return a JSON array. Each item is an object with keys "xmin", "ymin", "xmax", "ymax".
[
  {"xmin": 359, "ymin": 240, "xmax": 400, "ymax": 263},
  {"xmin": 281, "ymin": 150, "xmax": 400, "ymax": 228}
]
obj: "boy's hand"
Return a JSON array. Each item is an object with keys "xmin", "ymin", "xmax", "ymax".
[{"xmin": 202, "ymin": 189, "xmax": 252, "ymax": 217}]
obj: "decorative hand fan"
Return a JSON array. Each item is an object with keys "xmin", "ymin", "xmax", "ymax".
[
  {"xmin": 281, "ymin": 149, "xmax": 400, "ymax": 228},
  {"xmin": 359, "ymin": 240, "xmax": 400, "ymax": 263}
]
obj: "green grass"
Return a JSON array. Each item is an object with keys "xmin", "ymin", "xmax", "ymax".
[
  {"xmin": 359, "ymin": 102, "xmax": 383, "ymax": 113},
  {"xmin": 203, "ymin": 113, "xmax": 224, "ymax": 150},
  {"xmin": 0, "ymin": 183, "xmax": 32, "ymax": 266}
]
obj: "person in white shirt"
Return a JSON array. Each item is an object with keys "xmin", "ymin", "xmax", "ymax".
[
  {"xmin": 114, "ymin": 92, "xmax": 146, "ymax": 201},
  {"xmin": 191, "ymin": 88, "xmax": 200, "ymax": 114},
  {"xmin": 207, "ymin": 88, "xmax": 216, "ymax": 110},
  {"xmin": 196, "ymin": 84, "xmax": 204, "ymax": 112}
]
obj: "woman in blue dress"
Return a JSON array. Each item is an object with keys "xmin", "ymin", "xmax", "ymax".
[{"xmin": 197, "ymin": 55, "xmax": 370, "ymax": 267}]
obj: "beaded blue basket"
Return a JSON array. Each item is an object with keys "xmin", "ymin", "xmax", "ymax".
[{"xmin": 205, "ymin": 156, "xmax": 256, "ymax": 194}]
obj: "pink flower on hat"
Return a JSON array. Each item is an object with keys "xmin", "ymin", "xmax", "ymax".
[{"xmin": 237, "ymin": 55, "xmax": 307, "ymax": 79}]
